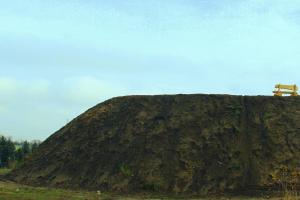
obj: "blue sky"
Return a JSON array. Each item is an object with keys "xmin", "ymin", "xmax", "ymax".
[{"xmin": 1, "ymin": 0, "xmax": 300, "ymax": 140}]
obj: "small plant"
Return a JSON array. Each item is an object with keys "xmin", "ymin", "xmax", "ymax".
[
  {"xmin": 119, "ymin": 164, "xmax": 132, "ymax": 177},
  {"xmin": 143, "ymin": 182, "xmax": 161, "ymax": 192},
  {"xmin": 0, "ymin": 168, "xmax": 11, "ymax": 175},
  {"xmin": 271, "ymin": 165, "xmax": 300, "ymax": 200}
]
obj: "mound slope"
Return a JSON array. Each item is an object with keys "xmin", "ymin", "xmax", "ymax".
[{"xmin": 9, "ymin": 94, "xmax": 300, "ymax": 194}]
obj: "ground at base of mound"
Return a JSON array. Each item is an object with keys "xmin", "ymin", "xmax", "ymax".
[{"xmin": 0, "ymin": 180, "xmax": 298, "ymax": 200}]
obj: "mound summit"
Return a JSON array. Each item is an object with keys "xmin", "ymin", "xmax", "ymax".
[{"xmin": 9, "ymin": 94, "xmax": 300, "ymax": 194}]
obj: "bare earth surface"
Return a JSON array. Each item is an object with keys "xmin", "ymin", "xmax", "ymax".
[{"xmin": 7, "ymin": 94, "xmax": 300, "ymax": 195}]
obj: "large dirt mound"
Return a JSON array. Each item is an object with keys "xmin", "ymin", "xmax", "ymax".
[{"xmin": 9, "ymin": 95, "xmax": 300, "ymax": 194}]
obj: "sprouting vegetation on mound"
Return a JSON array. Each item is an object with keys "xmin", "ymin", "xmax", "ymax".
[{"xmin": 7, "ymin": 94, "xmax": 300, "ymax": 195}]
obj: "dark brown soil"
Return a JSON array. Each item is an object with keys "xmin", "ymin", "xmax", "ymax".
[{"xmin": 8, "ymin": 94, "xmax": 300, "ymax": 194}]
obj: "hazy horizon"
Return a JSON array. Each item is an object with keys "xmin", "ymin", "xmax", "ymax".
[{"xmin": 1, "ymin": 0, "xmax": 300, "ymax": 140}]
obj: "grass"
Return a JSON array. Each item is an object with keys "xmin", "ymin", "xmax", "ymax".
[
  {"xmin": 0, "ymin": 169, "xmax": 298, "ymax": 200},
  {"xmin": 0, "ymin": 168, "xmax": 104, "ymax": 200},
  {"xmin": 0, "ymin": 180, "xmax": 106, "ymax": 200},
  {"xmin": 0, "ymin": 180, "xmax": 296, "ymax": 200}
]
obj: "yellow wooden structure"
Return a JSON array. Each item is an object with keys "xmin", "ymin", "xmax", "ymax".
[{"xmin": 273, "ymin": 84, "xmax": 298, "ymax": 96}]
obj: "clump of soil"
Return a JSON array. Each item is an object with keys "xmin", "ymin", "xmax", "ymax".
[{"xmin": 8, "ymin": 94, "xmax": 300, "ymax": 194}]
